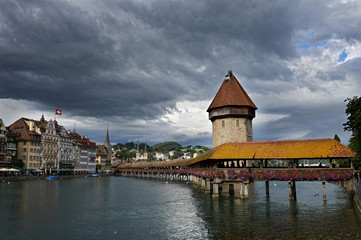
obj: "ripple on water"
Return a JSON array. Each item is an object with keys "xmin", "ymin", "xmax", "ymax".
[{"xmin": 1, "ymin": 178, "xmax": 361, "ymax": 239}]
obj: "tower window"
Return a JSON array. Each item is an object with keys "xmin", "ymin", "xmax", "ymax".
[
  {"xmin": 222, "ymin": 120, "xmax": 225, "ymax": 128},
  {"xmin": 236, "ymin": 120, "xmax": 239, "ymax": 127}
]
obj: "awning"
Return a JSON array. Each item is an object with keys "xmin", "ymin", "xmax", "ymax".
[{"xmin": 0, "ymin": 168, "xmax": 20, "ymax": 172}]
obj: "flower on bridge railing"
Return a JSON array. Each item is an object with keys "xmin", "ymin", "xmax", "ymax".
[
  {"xmin": 227, "ymin": 170, "xmax": 238, "ymax": 179},
  {"xmin": 237, "ymin": 170, "xmax": 252, "ymax": 180},
  {"xmin": 214, "ymin": 170, "xmax": 226, "ymax": 179},
  {"xmin": 116, "ymin": 168, "xmax": 354, "ymax": 181}
]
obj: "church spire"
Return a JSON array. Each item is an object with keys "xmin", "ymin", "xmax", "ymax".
[
  {"xmin": 144, "ymin": 138, "xmax": 147, "ymax": 153},
  {"xmin": 104, "ymin": 124, "xmax": 111, "ymax": 148}
]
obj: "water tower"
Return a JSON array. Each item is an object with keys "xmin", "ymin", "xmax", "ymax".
[{"xmin": 207, "ymin": 71, "xmax": 257, "ymax": 148}]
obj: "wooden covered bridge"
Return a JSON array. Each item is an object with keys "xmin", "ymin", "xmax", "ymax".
[{"xmin": 114, "ymin": 138, "xmax": 355, "ymax": 200}]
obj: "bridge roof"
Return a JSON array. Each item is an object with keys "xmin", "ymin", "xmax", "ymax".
[
  {"xmin": 116, "ymin": 138, "xmax": 355, "ymax": 170},
  {"xmin": 190, "ymin": 138, "xmax": 355, "ymax": 164}
]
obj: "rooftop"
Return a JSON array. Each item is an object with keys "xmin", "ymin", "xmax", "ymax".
[{"xmin": 207, "ymin": 71, "xmax": 257, "ymax": 112}]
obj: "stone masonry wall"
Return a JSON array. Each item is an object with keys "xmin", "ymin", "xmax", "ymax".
[
  {"xmin": 212, "ymin": 117, "xmax": 253, "ymax": 148},
  {"xmin": 353, "ymin": 176, "xmax": 361, "ymax": 212}
]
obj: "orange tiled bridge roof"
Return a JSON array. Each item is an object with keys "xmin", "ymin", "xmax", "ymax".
[{"xmin": 116, "ymin": 138, "xmax": 355, "ymax": 169}]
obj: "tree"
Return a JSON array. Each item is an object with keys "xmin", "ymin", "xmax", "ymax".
[
  {"xmin": 334, "ymin": 134, "xmax": 341, "ymax": 142},
  {"xmin": 343, "ymin": 96, "xmax": 361, "ymax": 168},
  {"xmin": 11, "ymin": 158, "xmax": 24, "ymax": 169}
]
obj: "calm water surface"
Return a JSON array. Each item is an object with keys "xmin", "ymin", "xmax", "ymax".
[{"xmin": 1, "ymin": 176, "xmax": 361, "ymax": 239}]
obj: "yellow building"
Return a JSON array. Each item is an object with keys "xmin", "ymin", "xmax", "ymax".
[{"xmin": 9, "ymin": 118, "xmax": 43, "ymax": 169}]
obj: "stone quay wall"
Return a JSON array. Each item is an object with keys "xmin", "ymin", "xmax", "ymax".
[{"xmin": 353, "ymin": 175, "xmax": 361, "ymax": 212}]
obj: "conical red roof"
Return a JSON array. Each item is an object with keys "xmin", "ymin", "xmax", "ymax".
[{"xmin": 207, "ymin": 72, "xmax": 257, "ymax": 112}]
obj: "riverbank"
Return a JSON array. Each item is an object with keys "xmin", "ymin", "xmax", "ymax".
[{"xmin": 0, "ymin": 172, "xmax": 113, "ymax": 182}]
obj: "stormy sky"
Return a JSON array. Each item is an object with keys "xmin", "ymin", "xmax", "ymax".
[{"xmin": 1, "ymin": 0, "xmax": 361, "ymax": 147}]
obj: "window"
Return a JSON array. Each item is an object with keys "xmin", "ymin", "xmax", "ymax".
[
  {"xmin": 222, "ymin": 120, "xmax": 225, "ymax": 128},
  {"xmin": 23, "ymin": 148, "xmax": 26, "ymax": 152},
  {"xmin": 236, "ymin": 120, "xmax": 239, "ymax": 127}
]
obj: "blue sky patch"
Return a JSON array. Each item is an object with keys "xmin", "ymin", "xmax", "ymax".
[
  {"xmin": 297, "ymin": 39, "xmax": 329, "ymax": 50},
  {"xmin": 297, "ymin": 42, "xmax": 309, "ymax": 49},
  {"xmin": 314, "ymin": 40, "xmax": 329, "ymax": 48},
  {"xmin": 338, "ymin": 49, "xmax": 347, "ymax": 62}
]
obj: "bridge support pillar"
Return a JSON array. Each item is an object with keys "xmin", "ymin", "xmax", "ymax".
[
  {"xmin": 212, "ymin": 183, "xmax": 219, "ymax": 198},
  {"xmin": 265, "ymin": 181, "xmax": 270, "ymax": 198},
  {"xmin": 322, "ymin": 181, "xmax": 327, "ymax": 201},
  {"xmin": 221, "ymin": 183, "xmax": 230, "ymax": 197},
  {"xmin": 288, "ymin": 181, "xmax": 297, "ymax": 200},
  {"xmin": 201, "ymin": 178, "xmax": 206, "ymax": 189},
  {"xmin": 240, "ymin": 182, "xmax": 249, "ymax": 199},
  {"xmin": 233, "ymin": 183, "xmax": 241, "ymax": 197},
  {"xmin": 205, "ymin": 180, "xmax": 211, "ymax": 192}
]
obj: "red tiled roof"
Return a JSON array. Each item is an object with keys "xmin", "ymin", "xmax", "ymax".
[
  {"xmin": 69, "ymin": 132, "xmax": 96, "ymax": 147},
  {"xmin": 8, "ymin": 118, "xmax": 41, "ymax": 141},
  {"xmin": 207, "ymin": 72, "xmax": 257, "ymax": 112}
]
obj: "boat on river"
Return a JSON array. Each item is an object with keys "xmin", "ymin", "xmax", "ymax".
[
  {"xmin": 46, "ymin": 175, "xmax": 58, "ymax": 180},
  {"xmin": 91, "ymin": 174, "xmax": 99, "ymax": 177}
]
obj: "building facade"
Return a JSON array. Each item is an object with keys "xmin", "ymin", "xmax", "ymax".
[
  {"xmin": 57, "ymin": 125, "xmax": 74, "ymax": 169},
  {"xmin": 6, "ymin": 130, "xmax": 17, "ymax": 166},
  {"xmin": 41, "ymin": 119, "xmax": 58, "ymax": 171},
  {"xmin": 0, "ymin": 119, "xmax": 8, "ymax": 167},
  {"xmin": 8, "ymin": 118, "xmax": 42, "ymax": 169},
  {"xmin": 69, "ymin": 132, "xmax": 96, "ymax": 173}
]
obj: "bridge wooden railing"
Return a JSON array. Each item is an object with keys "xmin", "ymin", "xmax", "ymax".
[{"xmin": 114, "ymin": 168, "xmax": 354, "ymax": 182}]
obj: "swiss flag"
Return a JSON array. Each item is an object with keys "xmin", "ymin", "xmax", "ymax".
[{"xmin": 55, "ymin": 109, "xmax": 62, "ymax": 115}]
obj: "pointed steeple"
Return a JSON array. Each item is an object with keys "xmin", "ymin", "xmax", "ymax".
[
  {"xmin": 144, "ymin": 138, "xmax": 147, "ymax": 153},
  {"xmin": 104, "ymin": 125, "xmax": 111, "ymax": 148},
  {"xmin": 144, "ymin": 138, "xmax": 148, "ymax": 160},
  {"xmin": 207, "ymin": 70, "xmax": 257, "ymax": 112},
  {"xmin": 137, "ymin": 139, "xmax": 140, "ymax": 153}
]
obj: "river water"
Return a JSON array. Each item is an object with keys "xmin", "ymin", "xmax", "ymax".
[{"xmin": 1, "ymin": 176, "xmax": 361, "ymax": 239}]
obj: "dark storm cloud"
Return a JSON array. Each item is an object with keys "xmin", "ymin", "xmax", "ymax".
[
  {"xmin": 0, "ymin": 0, "xmax": 298, "ymax": 120},
  {"xmin": 1, "ymin": 0, "xmax": 360, "ymax": 145}
]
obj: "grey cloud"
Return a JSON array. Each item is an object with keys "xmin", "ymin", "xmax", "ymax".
[{"xmin": 1, "ymin": 0, "xmax": 360, "ymax": 146}]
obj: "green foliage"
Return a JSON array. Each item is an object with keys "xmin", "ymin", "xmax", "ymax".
[
  {"xmin": 113, "ymin": 140, "xmax": 209, "ymax": 160},
  {"xmin": 333, "ymin": 134, "xmax": 341, "ymax": 142},
  {"xmin": 116, "ymin": 150, "xmax": 136, "ymax": 160},
  {"xmin": 344, "ymin": 96, "xmax": 361, "ymax": 168},
  {"xmin": 170, "ymin": 151, "xmax": 183, "ymax": 160},
  {"xmin": 11, "ymin": 158, "xmax": 24, "ymax": 169},
  {"xmin": 152, "ymin": 142, "xmax": 183, "ymax": 153}
]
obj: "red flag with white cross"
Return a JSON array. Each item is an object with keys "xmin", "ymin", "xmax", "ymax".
[{"xmin": 55, "ymin": 109, "xmax": 62, "ymax": 115}]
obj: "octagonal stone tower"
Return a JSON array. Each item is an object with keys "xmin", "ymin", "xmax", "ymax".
[{"xmin": 207, "ymin": 71, "xmax": 257, "ymax": 148}]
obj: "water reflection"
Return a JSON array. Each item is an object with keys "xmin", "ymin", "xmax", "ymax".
[
  {"xmin": 1, "ymin": 178, "xmax": 361, "ymax": 239},
  {"xmin": 194, "ymin": 181, "xmax": 361, "ymax": 239}
]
